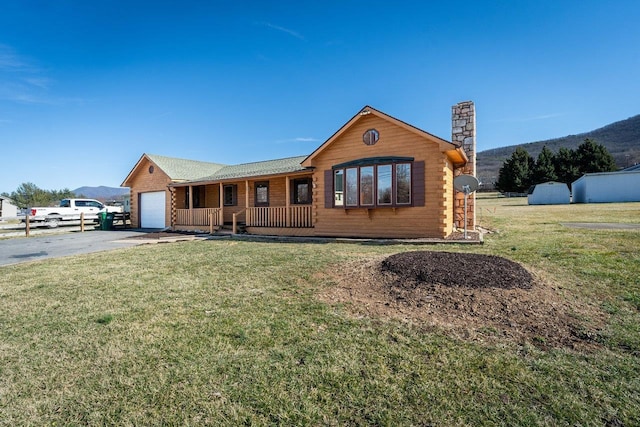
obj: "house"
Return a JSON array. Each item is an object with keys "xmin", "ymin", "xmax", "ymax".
[
  {"xmin": 527, "ymin": 182, "xmax": 570, "ymax": 205},
  {"xmin": 0, "ymin": 196, "xmax": 18, "ymax": 219},
  {"xmin": 572, "ymin": 169, "xmax": 640, "ymax": 203},
  {"xmin": 122, "ymin": 102, "xmax": 477, "ymax": 238}
]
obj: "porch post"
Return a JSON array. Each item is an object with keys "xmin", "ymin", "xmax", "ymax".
[
  {"xmin": 219, "ymin": 183, "xmax": 224, "ymax": 225},
  {"xmin": 245, "ymin": 180, "xmax": 250, "ymax": 225},
  {"xmin": 188, "ymin": 185, "xmax": 194, "ymax": 225},
  {"xmin": 285, "ymin": 176, "xmax": 291, "ymax": 227}
]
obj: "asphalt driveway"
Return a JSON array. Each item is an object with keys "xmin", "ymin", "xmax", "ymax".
[{"xmin": 0, "ymin": 229, "xmax": 153, "ymax": 267}]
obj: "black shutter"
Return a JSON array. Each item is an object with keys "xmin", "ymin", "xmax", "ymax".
[
  {"xmin": 412, "ymin": 161, "xmax": 425, "ymax": 207},
  {"xmin": 324, "ymin": 170, "xmax": 334, "ymax": 208}
]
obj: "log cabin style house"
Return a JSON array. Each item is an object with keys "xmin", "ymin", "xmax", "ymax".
[{"xmin": 121, "ymin": 102, "xmax": 477, "ymax": 239}]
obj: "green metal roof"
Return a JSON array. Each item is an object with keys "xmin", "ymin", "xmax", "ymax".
[
  {"xmin": 146, "ymin": 154, "xmax": 227, "ymax": 181},
  {"xmin": 197, "ymin": 155, "xmax": 310, "ymax": 182}
]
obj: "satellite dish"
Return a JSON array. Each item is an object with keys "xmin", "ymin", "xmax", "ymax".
[
  {"xmin": 453, "ymin": 174, "xmax": 479, "ymax": 239},
  {"xmin": 454, "ymin": 175, "xmax": 480, "ymax": 194}
]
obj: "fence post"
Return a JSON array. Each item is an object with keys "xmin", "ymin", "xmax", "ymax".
[
  {"xmin": 232, "ymin": 213, "xmax": 237, "ymax": 234},
  {"xmin": 209, "ymin": 212, "xmax": 214, "ymax": 235},
  {"xmin": 25, "ymin": 214, "xmax": 30, "ymax": 237},
  {"xmin": 80, "ymin": 212, "xmax": 85, "ymax": 232}
]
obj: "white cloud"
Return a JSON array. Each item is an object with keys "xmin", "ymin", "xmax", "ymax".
[
  {"xmin": 0, "ymin": 44, "xmax": 29, "ymax": 70},
  {"xmin": 0, "ymin": 45, "xmax": 74, "ymax": 105},
  {"xmin": 261, "ymin": 22, "xmax": 305, "ymax": 40},
  {"xmin": 23, "ymin": 77, "xmax": 52, "ymax": 89}
]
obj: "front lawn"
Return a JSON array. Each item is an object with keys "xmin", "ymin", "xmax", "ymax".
[{"xmin": 1, "ymin": 195, "xmax": 639, "ymax": 425}]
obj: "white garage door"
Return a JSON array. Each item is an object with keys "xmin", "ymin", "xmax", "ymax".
[{"xmin": 140, "ymin": 191, "xmax": 166, "ymax": 229}]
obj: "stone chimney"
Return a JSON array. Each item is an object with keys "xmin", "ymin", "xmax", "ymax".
[{"xmin": 452, "ymin": 101, "xmax": 476, "ymax": 229}]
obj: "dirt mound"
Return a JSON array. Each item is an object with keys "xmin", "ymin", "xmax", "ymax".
[
  {"xmin": 322, "ymin": 251, "xmax": 604, "ymax": 350},
  {"xmin": 381, "ymin": 251, "xmax": 533, "ymax": 289}
]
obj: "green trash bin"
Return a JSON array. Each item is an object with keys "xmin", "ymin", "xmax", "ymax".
[
  {"xmin": 99, "ymin": 212, "xmax": 115, "ymax": 230},
  {"xmin": 98, "ymin": 211, "xmax": 107, "ymax": 230},
  {"xmin": 104, "ymin": 212, "xmax": 115, "ymax": 230}
]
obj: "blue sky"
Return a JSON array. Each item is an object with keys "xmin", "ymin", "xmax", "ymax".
[{"xmin": 1, "ymin": 0, "xmax": 639, "ymax": 193}]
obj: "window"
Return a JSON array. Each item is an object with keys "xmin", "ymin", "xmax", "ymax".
[
  {"xmin": 255, "ymin": 181, "xmax": 269, "ymax": 207},
  {"xmin": 193, "ymin": 185, "xmax": 204, "ymax": 208},
  {"xmin": 396, "ymin": 163, "xmax": 411, "ymax": 204},
  {"xmin": 292, "ymin": 178, "xmax": 312, "ymax": 204},
  {"xmin": 223, "ymin": 185, "xmax": 237, "ymax": 206},
  {"xmin": 334, "ymin": 170, "xmax": 344, "ymax": 206},
  {"xmin": 363, "ymin": 129, "xmax": 379, "ymax": 146},
  {"xmin": 377, "ymin": 164, "xmax": 392, "ymax": 205},
  {"xmin": 331, "ymin": 159, "xmax": 418, "ymax": 208},
  {"xmin": 345, "ymin": 168, "xmax": 358, "ymax": 206},
  {"xmin": 360, "ymin": 166, "xmax": 374, "ymax": 206},
  {"xmin": 184, "ymin": 186, "xmax": 205, "ymax": 208}
]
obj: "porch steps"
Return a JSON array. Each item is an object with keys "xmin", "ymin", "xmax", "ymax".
[{"xmin": 219, "ymin": 223, "xmax": 246, "ymax": 234}]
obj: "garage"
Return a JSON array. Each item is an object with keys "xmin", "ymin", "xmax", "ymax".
[{"xmin": 140, "ymin": 191, "xmax": 166, "ymax": 228}]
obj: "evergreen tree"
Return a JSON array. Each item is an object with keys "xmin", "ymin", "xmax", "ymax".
[
  {"xmin": 496, "ymin": 147, "xmax": 534, "ymax": 193},
  {"xmin": 531, "ymin": 145, "xmax": 557, "ymax": 183},
  {"xmin": 7, "ymin": 182, "xmax": 75, "ymax": 208},
  {"xmin": 576, "ymin": 138, "xmax": 617, "ymax": 174},
  {"xmin": 553, "ymin": 147, "xmax": 581, "ymax": 185}
]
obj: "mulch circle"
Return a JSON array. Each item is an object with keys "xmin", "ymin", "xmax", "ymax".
[{"xmin": 381, "ymin": 251, "xmax": 534, "ymax": 290}]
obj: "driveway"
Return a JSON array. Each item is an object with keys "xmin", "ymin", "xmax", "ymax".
[{"xmin": 0, "ymin": 229, "xmax": 153, "ymax": 267}]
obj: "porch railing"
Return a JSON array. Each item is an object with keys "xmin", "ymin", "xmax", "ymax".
[
  {"xmin": 176, "ymin": 206, "xmax": 312, "ymax": 229},
  {"xmin": 176, "ymin": 208, "xmax": 222, "ymax": 226},
  {"xmin": 246, "ymin": 206, "xmax": 312, "ymax": 228}
]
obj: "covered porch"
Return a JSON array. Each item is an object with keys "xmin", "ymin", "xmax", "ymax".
[{"xmin": 172, "ymin": 173, "xmax": 315, "ymax": 235}]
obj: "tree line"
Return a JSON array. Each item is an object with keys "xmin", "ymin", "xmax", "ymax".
[
  {"xmin": 1, "ymin": 182, "xmax": 76, "ymax": 208},
  {"xmin": 495, "ymin": 138, "xmax": 617, "ymax": 193}
]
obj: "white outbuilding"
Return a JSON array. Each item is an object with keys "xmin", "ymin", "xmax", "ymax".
[
  {"xmin": 572, "ymin": 169, "xmax": 640, "ymax": 203},
  {"xmin": 0, "ymin": 196, "xmax": 18, "ymax": 219},
  {"xmin": 527, "ymin": 182, "xmax": 571, "ymax": 205}
]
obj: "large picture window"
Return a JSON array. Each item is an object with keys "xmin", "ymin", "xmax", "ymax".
[{"xmin": 333, "ymin": 160, "xmax": 415, "ymax": 208}]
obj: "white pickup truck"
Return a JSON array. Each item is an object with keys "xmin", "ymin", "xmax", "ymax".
[{"xmin": 26, "ymin": 198, "xmax": 123, "ymax": 228}]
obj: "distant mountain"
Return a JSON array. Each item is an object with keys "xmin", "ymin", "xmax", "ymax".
[
  {"xmin": 73, "ymin": 186, "xmax": 129, "ymax": 200},
  {"xmin": 477, "ymin": 114, "xmax": 640, "ymax": 187}
]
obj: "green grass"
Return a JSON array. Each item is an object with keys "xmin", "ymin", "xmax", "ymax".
[{"xmin": 1, "ymin": 196, "xmax": 639, "ymax": 425}]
